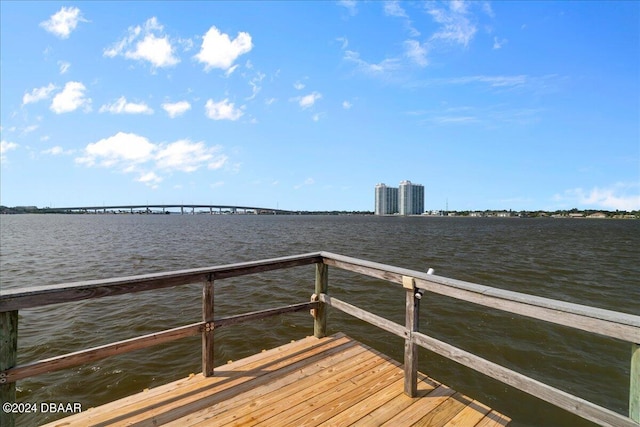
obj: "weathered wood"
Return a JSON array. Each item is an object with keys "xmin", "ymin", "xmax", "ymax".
[
  {"xmin": 631, "ymin": 343, "xmax": 640, "ymax": 422},
  {"xmin": 314, "ymin": 262, "xmax": 328, "ymax": 338},
  {"xmin": 320, "ymin": 251, "xmax": 640, "ymax": 343},
  {"xmin": 318, "ymin": 294, "xmax": 405, "ymax": 338},
  {"xmin": 0, "ymin": 253, "xmax": 323, "ymax": 312},
  {"xmin": 411, "ymin": 331, "xmax": 636, "ymax": 427},
  {"xmin": 3, "ymin": 322, "xmax": 203, "ymax": 383},
  {"xmin": 2, "ymin": 302, "xmax": 316, "ymax": 384},
  {"xmin": 39, "ymin": 335, "xmax": 355, "ymax": 427},
  {"xmin": 202, "ymin": 277, "xmax": 214, "ymax": 377},
  {"xmin": 214, "ymin": 302, "xmax": 317, "ymax": 330},
  {"xmin": 0, "ymin": 310, "xmax": 18, "ymax": 427},
  {"xmin": 404, "ymin": 276, "xmax": 418, "ymax": 397}
]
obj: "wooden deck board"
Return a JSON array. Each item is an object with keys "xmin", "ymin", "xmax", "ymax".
[{"xmin": 42, "ymin": 334, "xmax": 510, "ymax": 427}]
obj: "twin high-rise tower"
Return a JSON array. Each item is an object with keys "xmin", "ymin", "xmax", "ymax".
[{"xmin": 375, "ymin": 181, "xmax": 424, "ymax": 215}]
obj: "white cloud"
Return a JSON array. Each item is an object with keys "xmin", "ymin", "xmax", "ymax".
[
  {"xmin": 384, "ymin": 1, "xmax": 407, "ymax": 18},
  {"xmin": 105, "ymin": 17, "xmax": 179, "ymax": 68},
  {"xmin": 555, "ymin": 183, "xmax": 640, "ymax": 211},
  {"xmin": 312, "ymin": 112, "xmax": 325, "ymax": 122},
  {"xmin": 99, "ymin": 97, "xmax": 153, "ymax": 115},
  {"xmin": 294, "ymin": 177, "xmax": 315, "ymax": 189},
  {"xmin": 344, "ymin": 50, "xmax": 401, "ymax": 76},
  {"xmin": 42, "ymin": 146, "xmax": 74, "ymax": 156},
  {"xmin": 247, "ymin": 72, "xmax": 265, "ymax": 100},
  {"xmin": 128, "ymin": 34, "xmax": 178, "ymax": 67},
  {"xmin": 294, "ymin": 81, "xmax": 305, "ymax": 90},
  {"xmin": 23, "ymin": 84, "xmax": 57, "ymax": 105},
  {"xmin": 162, "ymin": 101, "xmax": 191, "ymax": 118},
  {"xmin": 195, "ymin": 26, "xmax": 252, "ymax": 71},
  {"xmin": 409, "ymin": 75, "xmax": 529, "ymax": 89},
  {"xmin": 493, "ymin": 37, "xmax": 508, "ymax": 49},
  {"xmin": 384, "ymin": 1, "xmax": 420, "ymax": 37},
  {"xmin": 40, "ymin": 6, "xmax": 86, "ymax": 39},
  {"xmin": 294, "ymin": 92, "xmax": 322, "ymax": 109},
  {"xmin": 338, "ymin": 0, "xmax": 358, "ymax": 16},
  {"xmin": 75, "ymin": 132, "xmax": 228, "ymax": 184},
  {"xmin": 58, "ymin": 61, "xmax": 71, "ymax": 74},
  {"xmin": 50, "ymin": 81, "xmax": 91, "ymax": 113},
  {"xmin": 21, "ymin": 125, "xmax": 39, "ymax": 135},
  {"xmin": 205, "ymin": 99, "xmax": 244, "ymax": 120},
  {"xmin": 225, "ymin": 64, "xmax": 239, "ymax": 77},
  {"xmin": 137, "ymin": 171, "xmax": 163, "ymax": 187},
  {"xmin": 76, "ymin": 132, "xmax": 156, "ymax": 168},
  {"xmin": 482, "ymin": 2, "xmax": 495, "ymax": 18},
  {"xmin": 42, "ymin": 146, "xmax": 63, "ymax": 155},
  {"xmin": 342, "ymin": 100, "xmax": 352, "ymax": 109},
  {"xmin": 155, "ymin": 140, "xmax": 226, "ymax": 172},
  {"xmin": 1, "ymin": 140, "xmax": 18, "ymax": 163},
  {"xmin": 426, "ymin": 1, "xmax": 477, "ymax": 47},
  {"xmin": 404, "ymin": 40, "xmax": 428, "ymax": 67}
]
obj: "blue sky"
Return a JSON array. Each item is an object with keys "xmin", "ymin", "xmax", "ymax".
[{"xmin": 1, "ymin": 1, "xmax": 638, "ymax": 212}]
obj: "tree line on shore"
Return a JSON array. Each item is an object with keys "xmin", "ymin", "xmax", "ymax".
[{"xmin": 1, "ymin": 205, "xmax": 638, "ymax": 218}]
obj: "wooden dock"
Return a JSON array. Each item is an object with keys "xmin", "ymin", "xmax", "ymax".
[
  {"xmin": 42, "ymin": 333, "xmax": 510, "ymax": 427},
  {"xmin": 2, "ymin": 251, "xmax": 639, "ymax": 427}
]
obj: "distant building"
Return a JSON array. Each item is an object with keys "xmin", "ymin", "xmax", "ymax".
[
  {"xmin": 375, "ymin": 183, "xmax": 398, "ymax": 215},
  {"xmin": 375, "ymin": 180, "xmax": 424, "ymax": 216},
  {"xmin": 399, "ymin": 180, "xmax": 424, "ymax": 215}
]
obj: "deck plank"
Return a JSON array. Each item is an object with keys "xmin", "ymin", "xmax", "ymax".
[
  {"xmin": 411, "ymin": 392, "xmax": 473, "ymax": 427},
  {"xmin": 116, "ymin": 335, "xmax": 356, "ymax": 426},
  {"xmin": 181, "ymin": 345, "xmax": 381, "ymax": 426},
  {"xmin": 41, "ymin": 334, "xmax": 510, "ymax": 427},
  {"xmin": 273, "ymin": 359, "xmax": 403, "ymax": 427},
  {"xmin": 443, "ymin": 399, "xmax": 492, "ymax": 426}
]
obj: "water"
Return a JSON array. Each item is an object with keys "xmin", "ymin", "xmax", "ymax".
[{"xmin": 1, "ymin": 214, "xmax": 638, "ymax": 426}]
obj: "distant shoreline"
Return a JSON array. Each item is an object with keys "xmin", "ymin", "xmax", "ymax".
[{"xmin": 1, "ymin": 205, "xmax": 637, "ymax": 219}]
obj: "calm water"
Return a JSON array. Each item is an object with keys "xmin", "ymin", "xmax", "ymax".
[{"xmin": 1, "ymin": 214, "xmax": 638, "ymax": 426}]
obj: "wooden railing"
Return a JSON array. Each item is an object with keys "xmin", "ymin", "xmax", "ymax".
[{"xmin": 1, "ymin": 251, "xmax": 638, "ymax": 427}]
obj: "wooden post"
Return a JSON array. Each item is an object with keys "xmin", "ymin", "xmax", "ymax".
[
  {"xmin": 1, "ymin": 310, "xmax": 18, "ymax": 427},
  {"xmin": 314, "ymin": 263, "xmax": 328, "ymax": 338},
  {"xmin": 631, "ymin": 343, "xmax": 640, "ymax": 423},
  {"xmin": 403, "ymin": 276, "xmax": 418, "ymax": 397},
  {"xmin": 202, "ymin": 276, "xmax": 214, "ymax": 377}
]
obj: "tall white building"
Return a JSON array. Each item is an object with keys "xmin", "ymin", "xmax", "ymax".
[
  {"xmin": 375, "ymin": 183, "xmax": 398, "ymax": 215},
  {"xmin": 376, "ymin": 180, "xmax": 424, "ymax": 216}
]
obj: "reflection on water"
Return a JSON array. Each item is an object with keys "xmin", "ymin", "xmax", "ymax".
[{"xmin": 1, "ymin": 214, "xmax": 638, "ymax": 426}]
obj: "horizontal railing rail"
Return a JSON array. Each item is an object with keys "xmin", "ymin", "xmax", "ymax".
[
  {"xmin": 320, "ymin": 251, "xmax": 639, "ymax": 342},
  {"xmin": 2, "ymin": 302, "xmax": 316, "ymax": 384},
  {"xmin": 0, "ymin": 252, "xmax": 323, "ymax": 312},
  {"xmin": 1, "ymin": 251, "xmax": 638, "ymax": 427}
]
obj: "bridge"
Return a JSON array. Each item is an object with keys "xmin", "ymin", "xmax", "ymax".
[{"xmin": 47, "ymin": 204, "xmax": 296, "ymax": 215}]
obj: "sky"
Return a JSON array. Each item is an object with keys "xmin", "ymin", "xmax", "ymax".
[{"xmin": 1, "ymin": 1, "xmax": 638, "ymax": 212}]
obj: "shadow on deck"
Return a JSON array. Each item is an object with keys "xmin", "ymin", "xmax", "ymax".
[{"xmin": 43, "ymin": 334, "xmax": 510, "ymax": 427}]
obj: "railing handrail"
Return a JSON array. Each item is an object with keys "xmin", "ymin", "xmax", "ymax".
[
  {"xmin": 2, "ymin": 251, "xmax": 637, "ymax": 340},
  {"xmin": 1, "ymin": 251, "xmax": 638, "ymax": 427},
  {"xmin": 0, "ymin": 252, "xmax": 324, "ymax": 312},
  {"xmin": 318, "ymin": 251, "xmax": 640, "ymax": 343}
]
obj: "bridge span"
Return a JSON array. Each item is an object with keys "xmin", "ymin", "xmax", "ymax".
[{"xmin": 49, "ymin": 204, "xmax": 296, "ymax": 215}]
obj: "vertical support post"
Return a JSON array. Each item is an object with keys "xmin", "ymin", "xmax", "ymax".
[
  {"xmin": 631, "ymin": 343, "xmax": 640, "ymax": 422},
  {"xmin": 314, "ymin": 263, "xmax": 328, "ymax": 338},
  {"xmin": 1, "ymin": 310, "xmax": 18, "ymax": 427},
  {"xmin": 403, "ymin": 276, "xmax": 418, "ymax": 397},
  {"xmin": 202, "ymin": 275, "xmax": 215, "ymax": 377}
]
